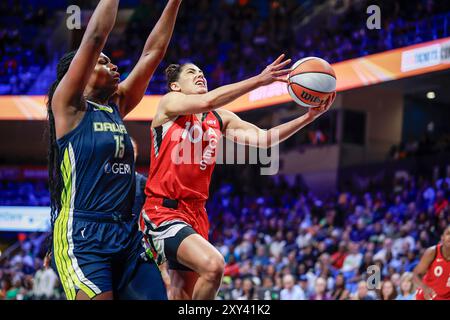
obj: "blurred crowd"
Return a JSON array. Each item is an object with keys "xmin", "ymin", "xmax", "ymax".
[
  {"xmin": 389, "ymin": 132, "xmax": 450, "ymax": 161},
  {"xmin": 1, "ymin": 166, "xmax": 448, "ymax": 299},
  {"xmin": 0, "ymin": 180, "xmax": 50, "ymax": 207},
  {"xmin": 1, "ymin": 0, "xmax": 449, "ymax": 94},
  {"xmin": 0, "ymin": 0, "xmax": 449, "ymax": 301},
  {"xmin": 0, "ymin": 233, "xmax": 63, "ymax": 300},
  {"xmin": 112, "ymin": 0, "xmax": 450, "ymax": 93},
  {"xmin": 0, "ymin": 0, "xmax": 51, "ymax": 94},
  {"xmin": 208, "ymin": 170, "xmax": 449, "ymax": 300}
]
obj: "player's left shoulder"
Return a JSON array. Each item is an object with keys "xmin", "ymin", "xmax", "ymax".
[
  {"xmin": 214, "ymin": 108, "xmax": 237, "ymax": 129},
  {"xmin": 215, "ymin": 108, "xmax": 232, "ymax": 118},
  {"xmin": 206, "ymin": 109, "xmax": 225, "ymax": 131}
]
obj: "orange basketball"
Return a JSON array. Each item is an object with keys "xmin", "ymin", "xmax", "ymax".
[{"xmin": 287, "ymin": 57, "xmax": 336, "ymax": 108}]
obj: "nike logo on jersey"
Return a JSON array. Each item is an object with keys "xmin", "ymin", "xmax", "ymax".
[
  {"xmin": 81, "ymin": 228, "xmax": 86, "ymax": 239},
  {"xmin": 89, "ymin": 100, "xmax": 114, "ymax": 113},
  {"xmin": 93, "ymin": 105, "xmax": 113, "ymax": 113}
]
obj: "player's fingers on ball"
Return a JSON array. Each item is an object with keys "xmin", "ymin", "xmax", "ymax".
[
  {"xmin": 328, "ymin": 100, "xmax": 334, "ymax": 109},
  {"xmin": 273, "ymin": 69, "xmax": 291, "ymax": 77},
  {"xmin": 325, "ymin": 93, "xmax": 335, "ymax": 108},
  {"xmin": 272, "ymin": 53, "xmax": 285, "ymax": 65},
  {"xmin": 326, "ymin": 99, "xmax": 333, "ymax": 109},
  {"xmin": 331, "ymin": 92, "xmax": 337, "ymax": 103},
  {"xmin": 275, "ymin": 77, "xmax": 289, "ymax": 83},
  {"xmin": 275, "ymin": 59, "xmax": 292, "ymax": 69}
]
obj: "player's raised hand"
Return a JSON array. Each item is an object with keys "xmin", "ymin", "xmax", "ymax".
[
  {"xmin": 258, "ymin": 54, "xmax": 292, "ymax": 85},
  {"xmin": 307, "ymin": 91, "xmax": 336, "ymax": 120}
]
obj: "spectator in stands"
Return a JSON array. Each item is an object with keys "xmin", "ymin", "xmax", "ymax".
[
  {"xmin": 298, "ymin": 274, "xmax": 312, "ymax": 299},
  {"xmin": 396, "ymin": 272, "xmax": 416, "ymax": 300},
  {"xmin": 390, "ymin": 272, "xmax": 401, "ymax": 290},
  {"xmin": 280, "ymin": 274, "xmax": 305, "ymax": 300},
  {"xmin": 231, "ymin": 277, "xmax": 243, "ymax": 300},
  {"xmin": 0, "ymin": 278, "xmax": 12, "ymax": 300},
  {"xmin": 404, "ymin": 250, "xmax": 420, "ymax": 272},
  {"xmin": 1, "ymin": 155, "xmax": 449, "ymax": 300},
  {"xmin": 5, "ymin": 277, "xmax": 22, "ymax": 300},
  {"xmin": 310, "ymin": 277, "xmax": 331, "ymax": 300},
  {"xmin": 331, "ymin": 273, "xmax": 350, "ymax": 300},
  {"xmin": 258, "ymin": 276, "xmax": 277, "ymax": 300},
  {"xmin": 20, "ymin": 275, "xmax": 34, "ymax": 300},
  {"xmin": 237, "ymin": 278, "xmax": 257, "ymax": 300},
  {"xmin": 269, "ymin": 231, "xmax": 286, "ymax": 258},
  {"xmin": 434, "ymin": 190, "xmax": 448, "ymax": 216},
  {"xmin": 253, "ymin": 246, "xmax": 270, "ymax": 267},
  {"xmin": 296, "ymin": 226, "xmax": 313, "ymax": 249},
  {"xmin": 378, "ymin": 280, "xmax": 398, "ymax": 300},
  {"xmin": 373, "ymin": 238, "xmax": 394, "ymax": 263},
  {"xmin": 341, "ymin": 242, "xmax": 363, "ymax": 276},
  {"xmin": 354, "ymin": 250, "xmax": 375, "ymax": 284},
  {"xmin": 352, "ymin": 281, "xmax": 375, "ymax": 300},
  {"xmin": 5, "ymin": 0, "xmax": 448, "ymax": 96},
  {"xmin": 331, "ymin": 241, "xmax": 348, "ymax": 269},
  {"xmin": 32, "ymin": 255, "xmax": 59, "ymax": 300},
  {"xmin": 224, "ymin": 253, "xmax": 240, "ymax": 277}
]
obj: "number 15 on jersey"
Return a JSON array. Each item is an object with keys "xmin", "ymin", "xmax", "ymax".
[{"xmin": 114, "ymin": 135, "xmax": 125, "ymax": 158}]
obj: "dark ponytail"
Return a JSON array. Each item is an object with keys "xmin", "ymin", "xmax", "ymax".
[
  {"xmin": 165, "ymin": 64, "xmax": 182, "ymax": 91},
  {"xmin": 165, "ymin": 63, "xmax": 192, "ymax": 92},
  {"xmin": 45, "ymin": 51, "xmax": 77, "ymax": 253}
]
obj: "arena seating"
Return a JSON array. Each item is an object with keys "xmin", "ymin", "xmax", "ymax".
[
  {"xmin": 0, "ymin": 161, "xmax": 448, "ymax": 299},
  {"xmin": 1, "ymin": 0, "xmax": 449, "ymax": 95}
]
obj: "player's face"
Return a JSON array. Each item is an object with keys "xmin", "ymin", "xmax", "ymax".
[
  {"xmin": 176, "ymin": 64, "xmax": 208, "ymax": 94},
  {"xmin": 442, "ymin": 227, "xmax": 450, "ymax": 248},
  {"xmin": 88, "ymin": 53, "xmax": 120, "ymax": 95}
]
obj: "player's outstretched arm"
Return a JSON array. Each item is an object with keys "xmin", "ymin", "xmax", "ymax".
[
  {"xmin": 413, "ymin": 246, "xmax": 438, "ymax": 300},
  {"xmin": 162, "ymin": 54, "xmax": 292, "ymax": 117},
  {"xmin": 52, "ymin": 0, "xmax": 119, "ymax": 117},
  {"xmin": 116, "ymin": 0, "xmax": 182, "ymax": 116},
  {"xmin": 217, "ymin": 92, "xmax": 336, "ymax": 149}
]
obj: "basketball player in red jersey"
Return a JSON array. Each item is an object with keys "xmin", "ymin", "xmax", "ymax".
[
  {"xmin": 414, "ymin": 225, "xmax": 450, "ymax": 300},
  {"xmin": 139, "ymin": 54, "xmax": 336, "ymax": 299}
]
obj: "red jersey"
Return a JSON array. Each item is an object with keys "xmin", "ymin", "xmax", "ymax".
[
  {"xmin": 145, "ymin": 111, "xmax": 223, "ymax": 201},
  {"xmin": 416, "ymin": 243, "xmax": 450, "ymax": 300}
]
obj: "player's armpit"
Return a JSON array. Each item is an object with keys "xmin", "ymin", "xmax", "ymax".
[{"xmin": 217, "ymin": 109, "xmax": 267, "ymax": 148}]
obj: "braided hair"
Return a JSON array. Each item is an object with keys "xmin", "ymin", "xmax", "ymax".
[{"xmin": 45, "ymin": 51, "xmax": 77, "ymax": 251}]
